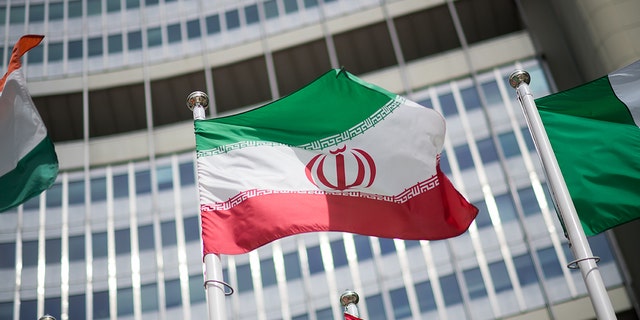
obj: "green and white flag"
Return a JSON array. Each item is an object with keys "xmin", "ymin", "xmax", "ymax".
[
  {"xmin": 536, "ymin": 59, "xmax": 640, "ymax": 235},
  {"xmin": 0, "ymin": 35, "xmax": 58, "ymax": 212}
]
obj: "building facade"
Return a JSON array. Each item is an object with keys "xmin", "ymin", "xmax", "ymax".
[{"xmin": 0, "ymin": 0, "xmax": 639, "ymax": 319}]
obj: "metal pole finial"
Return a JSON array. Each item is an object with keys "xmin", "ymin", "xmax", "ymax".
[
  {"xmin": 340, "ymin": 290, "xmax": 360, "ymax": 317},
  {"xmin": 509, "ymin": 70, "xmax": 531, "ymax": 89},
  {"xmin": 39, "ymin": 315, "xmax": 56, "ymax": 320},
  {"xmin": 187, "ymin": 91, "xmax": 209, "ymax": 120}
]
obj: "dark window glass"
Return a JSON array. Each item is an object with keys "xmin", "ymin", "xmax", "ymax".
[
  {"xmin": 464, "ymin": 267, "xmax": 487, "ymax": 299},
  {"xmin": 333, "ymin": 22, "xmax": 396, "ymax": 75},
  {"xmin": 455, "ymin": 0, "xmax": 523, "ymax": 45},
  {"xmin": 48, "ymin": 42, "xmax": 64, "ymax": 62},
  {"xmin": 513, "ymin": 253, "xmax": 538, "ymax": 285},
  {"xmin": 284, "ymin": 0, "xmax": 298, "ymax": 13},
  {"xmin": 454, "ymin": 144, "xmax": 474, "ymax": 170},
  {"xmin": 225, "ymin": 10, "xmax": 240, "ymax": 30},
  {"xmin": 46, "ymin": 183, "xmax": 63, "ymax": 207},
  {"xmin": 165, "ymin": 278, "xmax": 182, "ymax": 308},
  {"xmin": 315, "ymin": 307, "xmax": 332, "ymax": 319},
  {"xmin": 439, "ymin": 151, "xmax": 451, "ymax": 175},
  {"xmin": 68, "ymin": 40, "xmax": 83, "ymax": 60},
  {"xmin": 495, "ymin": 193, "xmax": 517, "ymax": 222},
  {"xmin": 418, "ymin": 98, "xmax": 432, "ymax": 109},
  {"xmin": 440, "ymin": 274, "xmax": 463, "ymax": 305},
  {"xmin": 135, "ymin": 170, "xmax": 151, "ymax": 194},
  {"xmin": 113, "ymin": 173, "xmax": 128, "ymax": 198},
  {"xmin": 68, "ymin": 1, "xmax": 82, "ymax": 18},
  {"xmin": 147, "ymin": 27, "xmax": 162, "ymax": 47},
  {"xmin": 389, "ymin": 287, "xmax": 412, "ymax": 319},
  {"xmin": 404, "ymin": 240, "xmax": 420, "ymax": 249},
  {"xmin": 186, "ymin": 19, "xmax": 201, "ymax": 39},
  {"xmin": 9, "ymin": 5, "xmax": 25, "ymax": 24},
  {"xmin": 23, "ymin": 240, "xmax": 38, "ymax": 267},
  {"xmin": 140, "ymin": 283, "xmax": 158, "ymax": 312},
  {"xmin": 128, "ymin": 31, "xmax": 143, "ymax": 50},
  {"xmin": 206, "ymin": 15, "xmax": 221, "ymax": 34},
  {"xmin": 91, "ymin": 177, "xmax": 107, "ymax": 202},
  {"xmin": 498, "ymin": 131, "xmax": 520, "ymax": 158},
  {"xmin": 537, "ymin": 247, "xmax": 563, "ymax": 278},
  {"xmin": 260, "ymin": 258, "xmax": 277, "ymax": 287},
  {"xmin": 115, "ymin": 229, "xmax": 131, "ymax": 254},
  {"xmin": 460, "ymin": 86, "xmax": 481, "ymax": 110},
  {"xmin": 69, "ymin": 180, "xmax": 85, "ymax": 205},
  {"xmin": 263, "ymin": 0, "xmax": 279, "ymax": 19},
  {"xmin": 157, "ymin": 166, "xmax": 173, "ymax": 190},
  {"xmin": 473, "ymin": 200, "xmax": 491, "ymax": 228},
  {"xmin": 330, "ymin": 239, "xmax": 348, "ymax": 268},
  {"xmin": 68, "ymin": 294, "xmax": 86, "ymax": 320},
  {"xmin": 146, "ymin": 0, "xmax": 159, "ymax": 5},
  {"xmin": 183, "ymin": 216, "xmax": 200, "ymax": 242},
  {"xmin": 489, "ymin": 260, "xmax": 513, "ymax": 293},
  {"xmin": 0, "ymin": 301, "xmax": 11, "ymax": 320},
  {"xmin": 93, "ymin": 232, "xmax": 108, "ymax": 258},
  {"xmin": 49, "ymin": 3, "xmax": 64, "ymax": 20},
  {"xmin": 29, "ymin": 4, "xmax": 45, "ymax": 22},
  {"xmin": 477, "ymin": 137, "xmax": 499, "ymax": 163},
  {"xmin": 212, "ymin": 56, "xmax": 271, "ymax": 112},
  {"xmin": 272, "ymin": 39, "xmax": 331, "ymax": 96},
  {"xmin": 107, "ymin": 0, "xmax": 121, "ymax": 12},
  {"xmin": 518, "ymin": 186, "xmax": 539, "ymax": 216},
  {"xmin": 189, "ymin": 274, "xmax": 206, "ymax": 303},
  {"xmin": 69, "ymin": 235, "xmax": 85, "ymax": 261},
  {"xmin": 284, "ymin": 251, "xmax": 302, "ymax": 280},
  {"xmin": 93, "ymin": 290, "xmax": 110, "ymax": 319},
  {"xmin": 161, "ymin": 221, "xmax": 177, "ymax": 246},
  {"xmin": 304, "ymin": 0, "xmax": 318, "ymax": 8},
  {"xmin": 354, "ymin": 235, "xmax": 372, "ymax": 261},
  {"xmin": 138, "ymin": 225, "xmax": 155, "ymax": 251},
  {"xmin": 379, "ymin": 238, "xmax": 396, "ymax": 255},
  {"xmin": 28, "ymin": 44, "xmax": 44, "ymax": 63},
  {"xmin": 167, "ymin": 23, "xmax": 182, "ymax": 43},
  {"xmin": 117, "ymin": 287, "xmax": 134, "ymax": 316},
  {"xmin": 307, "ymin": 245, "xmax": 324, "ymax": 274},
  {"xmin": 482, "ymin": 81, "xmax": 502, "ymax": 106},
  {"xmin": 365, "ymin": 294, "xmax": 386, "ymax": 320},
  {"xmin": 236, "ymin": 263, "xmax": 253, "ymax": 292},
  {"xmin": 88, "ymin": 0, "xmax": 102, "ymax": 15},
  {"xmin": 439, "ymin": 93, "xmax": 457, "ymax": 116},
  {"xmin": 0, "ymin": 242, "xmax": 15, "ymax": 269},
  {"xmin": 179, "ymin": 162, "xmax": 195, "ymax": 186},
  {"xmin": 108, "ymin": 34, "xmax": 123, "ymax": 54},
  {"xmin": 126, "ymin": 0, "xmax": 140, "ymax": 9},
  {"xmin": 44, "ymin": 297, "xmax": 61, "ymax": 320},
  {"xmin": 521, "ymin": 127, "xmax": 536, "ymax": 151},
  {"xmin": 23, "ymin": 195, "xmax": 39, "ymax": 210},
  {"xmin": 20, "ymin": 299, "xmax": 37, "ymax": 320},
  {"xmin": 245, "ymin": 4, "xmax": 259, "ymax": 24},
  {"xmin": 88, "ymin": 37, "xmax": 103, "ymax": 57},
  {"xmin": 415, "ymin": 280, "xmax": 437, "ymax": 312},
  {"xmin": 589, "ymin": 234, "xmax": 615, "ymax": 263},
  {"xmin": 46, "ymin": 238, "xmax": 62, "ymax": 264},
  {"xmin": 292, "ymin": 313, "xmax": 309, "ymax": 320}
]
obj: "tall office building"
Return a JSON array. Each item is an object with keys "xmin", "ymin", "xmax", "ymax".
[{"xmin": 1, "ymin": 0, "xmax": 639, "ymax": 319}]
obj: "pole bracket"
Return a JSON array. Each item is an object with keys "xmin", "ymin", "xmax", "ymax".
[
  {"xmin": 204, "ymin": 279, "xmax": 235, "ymax": 296},
  {"xmin": 567, "ymin": 256, "xmax": 601, "ymax": 269}
]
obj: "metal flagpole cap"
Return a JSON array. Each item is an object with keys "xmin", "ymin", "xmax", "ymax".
[
  {"xmin": 509, "ymin": 70, "xmax": 530, "ymax": 89},
  {"xmin": 186, "ymin": 91, "xmax": 209, "ymax": 111},
  {"xmin": 39, "ymin": 315, "xmax": 56, "ymax": 320},
  {"xmin": 340, "ymin": 290, "xmax": 359, "ymax": 306}
]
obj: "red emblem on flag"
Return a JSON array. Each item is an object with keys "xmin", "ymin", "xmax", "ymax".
[{"xmin": 305, "ymin": 145, "xmax": 376, "ymax": 191}]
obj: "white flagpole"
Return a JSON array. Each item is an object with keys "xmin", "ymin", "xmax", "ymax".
[
  {"xmin": 509, "ymin": 71, "xmax": 616, "ymax": 319},
  {"xmin": 187, "ymin": 91, "xmax": 229, "ymax": 320}
]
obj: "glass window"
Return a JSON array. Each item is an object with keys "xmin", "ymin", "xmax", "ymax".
[
  {"xmin": 390, "ymin": 287, "xmax": 412, "ymax": 319},
  {"xmin": 307, "ymin": 245, "xmax": 324, "ymax": 274},
  {"xmin": 29, "ymin": 4, "xmax": 45, "ymax": 22},
  {"xmin": 473, "ymin": 200, "xmax": 491, "ymax": 228},
  {"xmin": 147, "ymin": 27, "xmax": 162, "ymax": 47},
  {"xmin": 93, "ymin": 290, "xmax": 110, "ymax": 319},
  {"xmin": 518, "ymin": 186, "xmax": 539, "ymax": 216},
  {"xmin": 183, "ymin": 216, "xmax": 200, "ymax": 242},
  {"xmin": 521, "ymin": 127, "xmax": 536, "ymax": 151},
  {"xmin": 20, "ymin": 299, "xmax": 37, "ymax": 320},
  {"xmin": 46, "ymin": 183, "xmax": 63, "ymax": 207},
  {"xmin": 22, "ymin": 194, "xmax": 39, "ymax": 210},
  {"xmin": 165, "ymin": 278, "xmax": 182, "ymax": 308},
  {"xmin": 495, "ymin": 193, "xmax": 517, "ymax": 222},
  {"xmin": 354, "ymin": 235, "xmax": 372, "ymax": 261},
  {"xmin": 69, "ymin": 179, "xmax": 85, "ymax": 205},
  {"xmin": 115, "ymin": 229, "xmax": 131, "ymax": 254},
  {"xmin": 404, "ymin": 240, "xmax": 420, "ymax": 249},
  {"xmin": 284, "ymin": 0, "xmax": 299, "ymax": 13},
  {"xmin": 439, "ymin": 93, "xmax": 457, "ymax": 116},
  {"xmin": 498, "ymin": 131, "xmax": 520, "ymax": 158},
  {"xmin": 476, "ymin": 137, "xmax": 499, "ymax": 163},
  {"xmin": 140, "ymin": 283, "xmax": 158, "ymax": 312},
  {"xmin": 415, "ymin": 280, "xmax": 437, "ymax": 312},
  {"xmin": 315, "ymin": 307, "xmax": 332, "ymax": 319},
  {"xmin": 68, "ymin": 294, "xmax": 86, "ymax": 320},
  {"xmin": 68, "ymin": 40, "xmax": 83, "ymax": 60},
  {"xmin": 167, "ymin": 23, "xmax": 182, "ymax": 43},
  {"xmin": 126, "ymin": 0, "xmax": 140, "ymax": 9},
  {"xmin": 189, "ymin": 274, "xmax": 205, "ymax": 303},
  {"xmin": 69, "ymin": 235, "xmax": 85, "ymax": 261},
  {"xmin": 244, "ymin": 4, "xmax": 259, "ymax": 25},
  {"xmin": 0, "ymin": 8, "xmax": 5, "ymax": 25},
  {"xmin": 260, "ymin": 258, "xmax": 277, "ymax": 287},
  {"xmin": 23, "ymin": 240, "xmax": 38, "ymax": 267},
  {"xmin": 461, "ymin": 86, "xmax": 481, "ymax": 110},
  {"xmin": 88, "ymin": 37, "xmax": 103, "ymax": 57},
  {"xmin": 46, "ymin": 238, "xmax": 62, "ymax": 264},
  {"xmin": 263, "ymin": 0, "xmax": 279, "ymax": 19},
  {"xmin": 186, "ymin": 19, "xmax": 201, "ymax": 39},
  {"xmin": 146, "ymin": 0, "xmax": 159, "ymax": 5},
  {"xmin": 68, "ymin": 1, "xmax": 83, "ymax": 18},
  {"xmin": 284, "ymin": 251, "xmax": 302, "ymax": 280},
  {"xmin": 588, "ymin": 234, "xmax": 614, "ymax": 263},
  {"xmin": 489, "ymin": 260, "xmax": 513, "ymax": 293},
  {"xmin": 156, "ymin": 165, "xmax": 173, "ymax": 190},
  {"xmin": 365, "ymin": 294, "xmax": 386, "ymax": 320},
  {"xmin": 135, "ymin": 170, "xmax": 151, "ymax": 194},
  {"xmin": 514, "ymin": 253, "xmax": 538, "ymax": 286},
  {"xmin": 206, "ymin": 15, "xmax": 221, "ymax": 34},
  {"xmin": 292, "ymin": 313, "xmax": 309, "ymax": 320},
  {"xmin": 161, "ymin": 221, "xmax": 177, "ymax": 247},
  {"xmin": 464, "ymin": 267, "xmax": 487, "ymax": 299},
  {"xmin": 0, "ymin": 301, "xmax": 11, "ymax": 320},
  {"xmin": 9, "ymin": 5, "xmax": 25, "ymax": 24},
  {"xmin": 439, "ymin": 151, "xmax": 451, "ymax": 175},
  {"xmin": 117, "ymin": 287, "xmax": 134, "ymax": 316},
  {"xmin": 0, "ymin": 242, "xmax": 15, "ymax": 269},
  {"xmin": 236, "ymin": 263, "xmax": 253, "ymax": 292},
  {"xmin": 537, "ymin": 247, "xmax": 563, "ymax": 278},
  {"xmin": 440, "ymin": 274, "xmax": 463, "ymax": 305},
  {"xmin": 453, "ymin": 144, "xmax": 474, "ymax": 170},
  {"xmin": 138, "ymin": 224, "xmax": 155, "ymax": 251},
  {"xmin": 225, "ymin": 10, "xmax": 240, "ymax": 30},
  {"xmin": 27, "ymin": 44, "xmax": 44, "ymax": 63},
  {"xmin": 93, "ymin": 232, "xmax": 108, "ymax": 258},
  {"xmin": 113, "ymin": 172, "xmax": 128, "ymax": 198},
  {"xmin": 482, "ymin": 80, "xmax": 502, "ymax": 106},
  {"xmin": 418, "ymin": 98, "xmax": 432, "ymax": 109},
  {"xmin": 107, "ymin": 0, "xmax": 121, "ymax": 12},
  {"xmin": 49, "ymin": 3, "xmax": 64, "ymax": 20},
  {"xmin": 88, "ymin": 0, "xmax": 102, "ymax": 15},
  {"xmin": 128, "ymin": 31, "xmax": 143, "ymax": 50},
  {"xmin": 91, "ymin": 177, "xmax": 107, "ymax": 202},
  {"xmin": 304, "ymin": 0, "xmax": 318, "ymax": 8},
  {"xmin": 179, "ymin": 162, "xmax": 195, "ymax": 186},
  {"xmin": 379, "ymin": 238, "xmax": 396, "ymax": 255},
  {"xmin": 44, "ymin": 297, "xmax": 61, "ymax": 320},
  {"xmin": 330, "ymin": 239, "xmax": 348, "ymax": 268}
]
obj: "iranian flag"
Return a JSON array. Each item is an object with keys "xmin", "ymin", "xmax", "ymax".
[
  {"xmin": 0, "ymin": 35, "xmax": 58, "ymax": 212},
  {"xmin": 195, "ymin": 69, "xmax": 477, "ymax": 255},
  {"xmin": 536, "ymin": 59, "xmax": 640, "ymax": 235}
]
